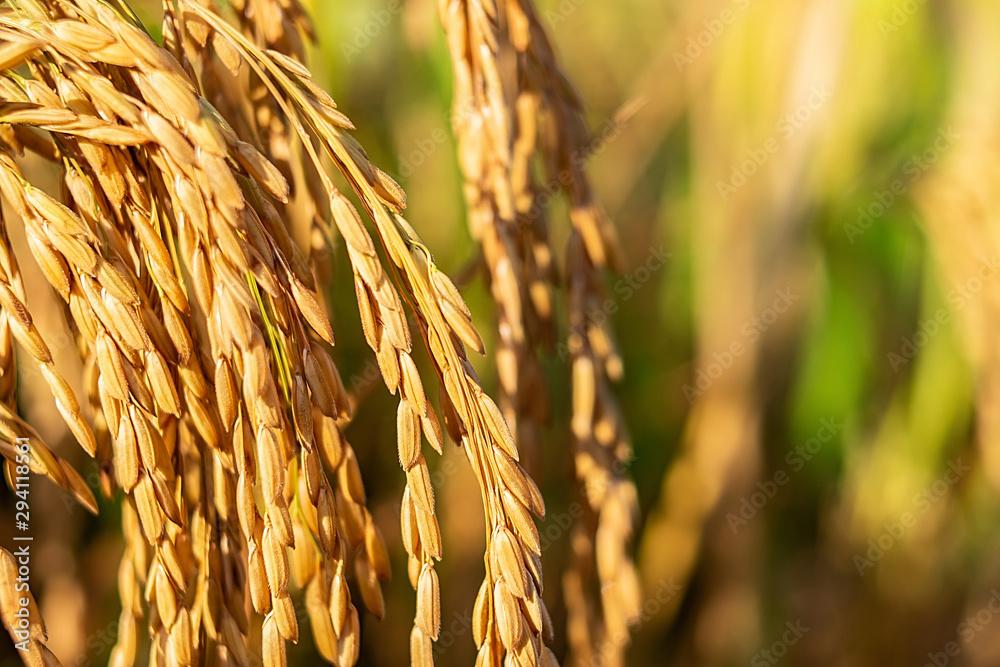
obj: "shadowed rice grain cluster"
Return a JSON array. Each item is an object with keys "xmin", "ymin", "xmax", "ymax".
[{"xmin": 439, "ymin": 1, "xmax": 640, "ymax": 665}]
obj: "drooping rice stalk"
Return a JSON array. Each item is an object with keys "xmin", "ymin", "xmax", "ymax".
[
  {"xmin": 0, "ymin": 0, "xmax": 558, "ymax": 665},
  {"xmin": 439, "ymin": 1, "xmax": 641, "ymax": 665}
]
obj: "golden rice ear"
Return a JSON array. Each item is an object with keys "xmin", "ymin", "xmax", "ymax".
[
  {"xmin": 0, "ymin": 0, "xmax": 604, "ymax": 664},
  {"xmin": 437, "ymin": 0, "xmax": 638, "ymax": 662}
]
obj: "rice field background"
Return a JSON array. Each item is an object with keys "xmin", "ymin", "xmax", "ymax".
[{"xmin": 2, "ymin": 0, "xmax": 999, "ymax": 666}]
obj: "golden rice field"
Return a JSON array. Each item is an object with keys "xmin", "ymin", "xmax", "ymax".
[{"xmin": 0, "ymin": 1, "xmax": 997, "ymax": 666}]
